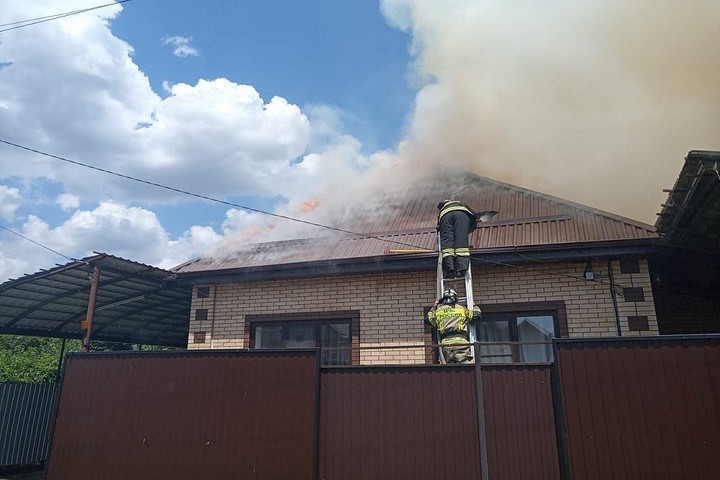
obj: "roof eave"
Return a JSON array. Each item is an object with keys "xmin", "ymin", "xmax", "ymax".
[{"xmin": 176, "ymin": 239, "xmax": 658, "ymax": 285}]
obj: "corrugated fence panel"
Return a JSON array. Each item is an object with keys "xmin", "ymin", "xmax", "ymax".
[
  {"xmin": 482, "ymin": 365, "xmax": 561, "ymax": 480},
  {"xmin": 46, "ymin": 350, "xmax": 318, "ymax": 480},
  {"xmin": 0, "ymin": 382, "xmax": 58, "ymax": 467},
  {"xmin": 319, "ymin": 366, "xmax": 481, "ymax": 480},
  {"xmin": 557, "ymin": 337, "xmax": 720, "ymax": 480}
]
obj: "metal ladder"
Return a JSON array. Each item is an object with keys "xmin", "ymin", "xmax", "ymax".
[{"xmin": 435, "ymin": 233, "xmax": 477, "ymax": 364}]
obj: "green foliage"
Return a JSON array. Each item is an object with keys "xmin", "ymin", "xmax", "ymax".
[
  {"xmin": 0, "ymin": 335, "xmax": 81, "ymax": 383},
  {"xmin": 0, "ymin": 335, "xmax": 185, "ymax": 383}
]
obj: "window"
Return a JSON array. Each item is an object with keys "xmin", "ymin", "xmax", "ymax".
[
  {"xmin": 251, "ymin": 318, "xmax": 353, "ymax": 366},
  {"xmin": 475, "ymin": 311, "xmax": 558, "ymax": 364}
]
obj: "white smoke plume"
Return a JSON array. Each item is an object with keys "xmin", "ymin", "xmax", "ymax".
[
  {"xmin": 380, "ymin": 0, "xmax": 720, "ymax": 222},
  {"xmin": 216, "ymin": 0, "xmax": 720, "ymax": 258}
]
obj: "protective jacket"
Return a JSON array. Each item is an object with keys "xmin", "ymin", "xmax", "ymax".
[
  {"xmin": 437, "ymin": 200, "xmax": 477, "ymax": 230},
  {"xmin": 437, "ymin": 200, "xmax": 477, "ymax": 278},
  {"xmin": 426, "ymin": 303, "xmax": 482, "ymax": 345}
]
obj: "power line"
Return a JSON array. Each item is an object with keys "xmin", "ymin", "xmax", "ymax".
[
  {"xmin": 0, "ymin": 1, "xmax": 133, "ymax": 34},
  {"xmin": 0, "ymin": 138, "xmax": 434, "ymax": 251},
  {"xmin": 0, "ymin": 139, "xmax": 635, "ymax": 292},
  {"xmin": 0, "ymin": 224, "xmax": 75, "ymax": 261}
]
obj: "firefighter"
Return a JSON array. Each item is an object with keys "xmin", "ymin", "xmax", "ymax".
[
  {"xmin": 437, "ymin": 199, "xmax": 477, "ymax": 279},
  {"xmin": 426, "ymin": 287, "xmax": 482, "ymax": 364}
]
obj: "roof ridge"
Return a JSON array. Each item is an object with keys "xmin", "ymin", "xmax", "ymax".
[{"xmin": 458, "ymin": 171, "xmax": 657, "ymax": 233}]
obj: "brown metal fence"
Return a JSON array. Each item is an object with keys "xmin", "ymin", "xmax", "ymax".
[
  {"xmin": 556, "ymin": 336, "xmax": 720, "ymax": 480},
  {"xmin": 33, "ymin": 336, "xmax": 720, "ymax": 479},
  {"xmin": 318, "ymin": 363, "xmax": 561, "ymax": 480},
  {"xmin": 481, "ymin": 364, "xmax": 562, "ymax": 479},
  {"xmin": 319, "ymin": 366, "xmax": 481, "ymax": 479},
  {"xmin": 46, "ymin": 350, "xmax": 319, "ymax": 480}
]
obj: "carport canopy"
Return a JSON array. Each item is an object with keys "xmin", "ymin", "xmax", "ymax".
[{"xmin": 0, "ymin": 253, "xmax": 192, "ymax": 347}]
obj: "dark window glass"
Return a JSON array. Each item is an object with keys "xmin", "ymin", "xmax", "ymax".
[
  {"xmin": 255, "ymin": 325, "xmax": 283, "ymax": 349},
  {"xmin": 476, "ymin": 318, "xmax": 512, "ymax": 363},
  {"xmin": 477, "ymin": 311, "xmax": 556, "ymax": 363},
  {"xmin": 252, "ymin": 320, "xmax": 351, "ymax": 365},
  {"xmin": 320, "ymin": 323, "xmax": 350, "ymax": 365},
  {"xmin": 197, "ymin": 286, "xmax": 210, "ymax": 298}
]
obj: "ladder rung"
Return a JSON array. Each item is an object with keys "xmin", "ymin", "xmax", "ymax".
[{"xmin": 442, "ymin": 277, "xmax": 466, "ymax": 282}]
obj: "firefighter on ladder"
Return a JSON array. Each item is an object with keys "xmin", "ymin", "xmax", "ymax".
[
  {"xmin": 426, "ymin": 287, "xmax": 482, "ymax": 364},
  {"xmin": 436, "ymin": 199, "xmax": 478, "ymax": 279}
]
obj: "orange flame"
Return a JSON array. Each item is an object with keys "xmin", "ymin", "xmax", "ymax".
[{"xmin": 300, "ymin": 199, "xmax": 320, "ymax": 212}]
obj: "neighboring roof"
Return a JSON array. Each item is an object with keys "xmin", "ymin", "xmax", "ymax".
[
  {"xmin": 656, "ymin": 150, "xmax": 720, "ymax": 256},
  {"xmin": 0, "ymin": 253, "xmax": 191, "ymax": 347},
  {"xmin": 175, "ymin": 173, "xmax": 657, "ymax": 282}
]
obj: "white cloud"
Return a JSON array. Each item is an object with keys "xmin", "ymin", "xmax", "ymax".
[
  {"xmin": 0, "ymin": 2, "xmax": 323, "ymax": 276},
  {"xmin": 0, "ymin": 4, "xmax": 311, "ymax": 204},
  {"xmin": 56, "ymin": 193, "xmax": 80, "ymax": 211},
  {"xmin": 133, "ymin": 79, "xmax": 311, "ymax": 198},
  {"xmin": 162, "ymin": 35, "xmax": 199, "ymax": 57},
  {"xmin": 0, "ymin": 186, "xmax": 22, "ymax": 221},
  {"xmin": 0, "ymin": 201, "xmax": 223, "ymax": 282},
  {"xmin": 158, "ymin": 225, "xmax": 222, "ymax": 269}
]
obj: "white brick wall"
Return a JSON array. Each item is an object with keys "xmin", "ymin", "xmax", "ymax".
[{"xmin": 187, "ymin": 258, "xmax": 658, "ymax": 363}]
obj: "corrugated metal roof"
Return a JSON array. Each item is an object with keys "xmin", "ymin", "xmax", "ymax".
[
  {"xmin": 0, "ymin": 253, "xmax": 191, "ymax": 346},
  {"xmin": 174, "ymin": 172, "xmax": 657, "ymax": 274},
  {"xmin": 656, "ymin": 150, "xmax": 720, "ymax": 255}
]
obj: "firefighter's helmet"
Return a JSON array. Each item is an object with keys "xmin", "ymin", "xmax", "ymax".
[
  {"xmin": 437, "ymin": 199, "xmax": 452, "ymax": 210},
  {"xmin": 440, "ymin": 287, "xmax": 458, "ymax": 304}
]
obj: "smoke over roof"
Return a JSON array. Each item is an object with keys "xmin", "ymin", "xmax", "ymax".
[
  {"xmin": 210, "ymin": 0, "xmax": 719, "ymax": 260},
  {"xmin": 382, "ymin": 0, "xmax": 720, "ymax": 221}
]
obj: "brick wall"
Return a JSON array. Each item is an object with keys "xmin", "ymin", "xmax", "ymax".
[{"xmin": 187, "ymin": 258, "xmax": 658, "ymax": 364}]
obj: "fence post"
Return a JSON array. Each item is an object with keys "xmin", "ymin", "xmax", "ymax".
[
  {"xmin": 551, "ymin": 340, "xmax": 573, "ymax": 479},
  {"xmin": 312, "ymin": 348, "xmax": 321, "ymax": 480},
  {"xmin": 473, "ymin": 358, "xmax": 490, "ymax": 480}
]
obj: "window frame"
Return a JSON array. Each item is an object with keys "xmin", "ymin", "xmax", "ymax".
[
  {"xmin": 246, "ymin": 310, "xmax": 360, "ymax": 366},
  {"xmin": 475, "ymin": 301, "xmax": 567, "ymax": 364}
]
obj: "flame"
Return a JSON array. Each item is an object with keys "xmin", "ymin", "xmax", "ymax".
[{"xmin": 300, "ymin": 199, "xmax": 320, "ymax": 212}]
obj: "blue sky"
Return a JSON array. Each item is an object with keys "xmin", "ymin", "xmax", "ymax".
[
  {"xmin": 110, "ymin": 0, "xmax": 414, "ymax": 154},
  {"xmin": 1, "ymin": 0, "xmax": 718, "ymax": 282}
]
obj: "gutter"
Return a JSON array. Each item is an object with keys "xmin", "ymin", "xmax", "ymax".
[{"xmin": 177, "ymin": 240, "xmax": 658, "ymax": 285}]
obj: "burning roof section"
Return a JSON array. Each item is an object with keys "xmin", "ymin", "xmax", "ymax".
[{"xmin": 174, "ymin": 172, "xmax": 657, "ymax": 275}]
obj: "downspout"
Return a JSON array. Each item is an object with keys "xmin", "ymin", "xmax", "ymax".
[
  {"xmin": 608, "ymin": 259, "xmax": 622, "ymax": 336},
  {"xmin": 82, "ymin": 264, "xmax": 101, "ymax": 352}
]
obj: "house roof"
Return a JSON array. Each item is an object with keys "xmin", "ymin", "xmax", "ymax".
[
  {"xmin": 656, "ymin": 150, "xmax": 720, "ymax": 256},
  {"xmin": 0, "ymin": 253, "xmax": 191, "ymax": 346},
  {"xmin": 174, "ymin": 173, "xmax": 657, "ymax": 281}
]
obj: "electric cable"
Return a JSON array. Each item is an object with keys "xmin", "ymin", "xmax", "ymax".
[
  {"xmin": 0, "ymin": 138, "xmax": 644, "ymax": 292},
  {"xmin": 0, "ymin": 1, "xmax": 132, "ymax": 34},
  {"xmin": 0, "ymin": 139, "xmax": 436, "ymax": 251},
  {"xmin": 0, "ymin": 224, "xmax": 75, "ymax": 261}
]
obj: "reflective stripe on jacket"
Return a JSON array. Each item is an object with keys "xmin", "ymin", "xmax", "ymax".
[
  {"xmin": 437, "ymin": 200, "xmax": 477, "ymax": 230},
  {"xmin": 426, "ymin": 304, "xmax": 481, "ymax": 342}
]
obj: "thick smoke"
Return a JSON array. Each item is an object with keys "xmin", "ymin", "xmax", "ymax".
[
  {"xmin": 210, "ymin": 0, "xmax": 719, "ymax": 258},
  {"xmin": 381, "ymin": 0, "xmax": 720, "ymax": 223}
]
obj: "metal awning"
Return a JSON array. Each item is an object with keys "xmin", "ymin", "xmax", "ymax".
[
  {"xmin": 0, "ymin": 253, "xmax": 192, "ymax": 347},
  {"xmin": 656, "ymin": 150, "xmax": 720, "ymax": 255}
]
